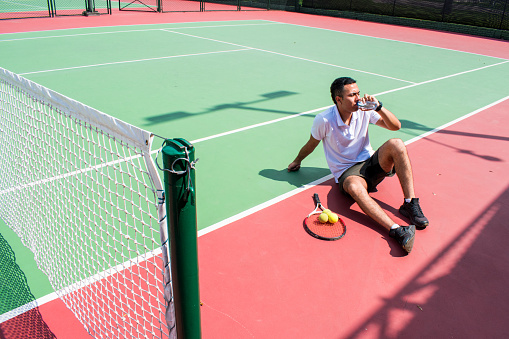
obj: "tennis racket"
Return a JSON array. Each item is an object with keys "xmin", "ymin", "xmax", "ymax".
[{"xmin": 303, "ymin": 193, "xmax": 346, "ymax": 241}]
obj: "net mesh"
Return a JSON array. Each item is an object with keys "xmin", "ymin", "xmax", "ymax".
[{"xmin": 0, "ymin": 67, "xmax": 175, "ymax": 339}]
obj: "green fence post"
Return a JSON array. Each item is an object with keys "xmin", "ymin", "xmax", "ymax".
[
  {"xmin": 83, "ymin": 0, "xmax": 100, "ymax": 15},
  {"xmin": 47, "ymin": 0, "xmax": 54, "ymax": 17},
  {"xmin": 162, "ymin": 138, "xmax": 201, "ymax": 339}
]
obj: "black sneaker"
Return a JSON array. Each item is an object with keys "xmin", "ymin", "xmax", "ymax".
[
  {"xmin": 399, "ymin": 198, "xmax": 429, "ymax": 229},
  {"xmin": 389, "ymin": 225, "xmax": 415, "ymax": 254}
]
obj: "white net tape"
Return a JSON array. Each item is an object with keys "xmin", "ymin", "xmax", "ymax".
[{"xmin": 0, "ymin": 67, "xmax": 175, "ymax": 339}]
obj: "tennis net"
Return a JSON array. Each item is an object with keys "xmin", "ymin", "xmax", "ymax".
[{"xmin": 0, "ymin": 67, "xmax": 175, "ymax": 339}]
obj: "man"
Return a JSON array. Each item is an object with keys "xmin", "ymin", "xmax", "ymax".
[{"xmin": 288, "ymin": 77, "xmax": 428, "ymax": 254}]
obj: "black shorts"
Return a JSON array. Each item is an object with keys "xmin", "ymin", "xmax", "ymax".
[{"xmin": 338, "ymin": 150, "xmax": 395, "ymax": 196}]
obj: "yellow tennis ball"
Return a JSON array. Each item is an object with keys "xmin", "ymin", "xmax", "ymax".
[
  {"xmin": 323, "ymin": 209, "xmax": 332, "ymax": 216},
  {"xmin": 319, "ymin": 213, "xmax": 329, "ymax": 223},
  {"xmin": 328, "ymin": 213, "xmax": 339, "ymax": 224}
]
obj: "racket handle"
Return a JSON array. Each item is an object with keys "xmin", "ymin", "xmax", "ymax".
[{"xmin": 313, "ymin": 193, "xmax": 321, "ymax": 204}]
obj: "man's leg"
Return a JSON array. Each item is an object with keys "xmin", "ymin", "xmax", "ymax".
[
  {"xmin": 342, "ymin": 175, "xmax": 393, "ymax": 231},
  {"xmin": 377, "ymin": 138, "xmax": 415, "ymax": 199},
  {"xmin": 342, "ymin": 175, "xmax": 415, "ymax": 253},
  {"xmin": 377, "ymin": 138, "xmax": 429, "ymax": 229}
]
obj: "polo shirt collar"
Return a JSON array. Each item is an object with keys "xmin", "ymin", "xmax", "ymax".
[{"xmin": 334, "ymin": 105, "xmax": 358, "ymax": 127}]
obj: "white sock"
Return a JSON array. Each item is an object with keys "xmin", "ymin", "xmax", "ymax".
[
  {"xmin": 405, "ymin": 198, "xmax": 412, "ymax": 203},
  {"xmin": 391, "ymin": 224, "xmax": 400, "ymax": 230}
]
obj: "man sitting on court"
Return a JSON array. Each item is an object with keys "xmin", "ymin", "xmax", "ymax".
[{"xmin": 288, "ymin": 77, "xmax": 428, "ymax": 254}]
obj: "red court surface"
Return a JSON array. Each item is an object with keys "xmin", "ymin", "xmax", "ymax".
[
  {"xmin": 198, "ymin": 99, "xmax": 509, "ymax": 338},
  {"xmin": 0, "ymin": 299, "xmax": 91, "ymax": 338}
]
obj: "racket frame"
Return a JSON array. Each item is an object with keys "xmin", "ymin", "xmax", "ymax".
[{"xmin": 303, "ymin": 193, "xmax": 346, "ymax": 241}]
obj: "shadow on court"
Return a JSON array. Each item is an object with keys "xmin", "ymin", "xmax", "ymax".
[
  {"xmin": 324, "ymin": 185, "xmax": 409, "ymax": 257},
  {"xmin": 260, "ymin": 169, "xmax": 409, "ymax": 256},
  {"xmin": 0, "ymin": 233, "xmax": 56, "ymax": 339},
  {"xmin": 143, "ymin": 90, "xmax": 301, "ymax": 125},
  {"xmin": 401, "ymin": 119, "xmax": 505, "ymax": 162},
  {"xmin": 343, "ymin": 183, "xmax": 509, "ymax": 338},
  {"xmin": 259, "ymin": 167, "xmax": 331, "ymax": 188}
]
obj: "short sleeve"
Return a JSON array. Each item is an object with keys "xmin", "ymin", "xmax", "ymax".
[
  {"xmin": 369, "ymin": 111, "xmax": 381, "ymax": 124},
  {"xmin": 311, "ymin": 114, "xmax": 328, "ymax": 141}
]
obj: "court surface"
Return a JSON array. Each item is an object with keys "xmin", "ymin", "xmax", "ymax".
[{"xmin": 1, "ymin": 8, "xmax": 508, "ymax": 339}]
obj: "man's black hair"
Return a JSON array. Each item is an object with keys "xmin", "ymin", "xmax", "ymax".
[{"xmin": 330, "ymin": 77, "xmax": 357, "ymax": 104}]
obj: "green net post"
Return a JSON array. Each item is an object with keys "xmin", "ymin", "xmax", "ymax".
[{"xmin": 162, "ymin": 138, "xmax": 201, "ymax": 339}]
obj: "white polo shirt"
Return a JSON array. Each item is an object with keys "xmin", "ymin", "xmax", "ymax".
[{"xmin": 311, "ymin": 105, "xmax": 381, "ymax": 183}]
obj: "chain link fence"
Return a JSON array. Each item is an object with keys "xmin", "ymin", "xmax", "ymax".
[{"xmin": 0, "ymin": 0, "xmax": 111, "ymax": 19}]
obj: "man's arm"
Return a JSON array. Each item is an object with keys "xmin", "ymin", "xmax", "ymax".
[
  {"xmin": 360, "ymin": 94, "xmax": 401, "ymax": 131},
  {"xmin": 375, "ymin": 106, "xmax": 401, "ymax": 131},
  {"xmin": 288, "ymin": 135, "xmax": 321, "ymax": 172}
]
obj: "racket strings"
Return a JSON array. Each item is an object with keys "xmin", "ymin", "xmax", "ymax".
[{"xmin": 305, "ymin": 214, "xmax": 346, "ymax": 240}]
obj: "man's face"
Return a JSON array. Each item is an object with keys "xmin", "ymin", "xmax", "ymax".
[{"xmin": 336, "ymin": 83, "xmax": 360, "ymax": 113}]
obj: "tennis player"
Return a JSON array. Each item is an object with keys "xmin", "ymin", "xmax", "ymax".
[{"xmin": 288, "ymin": 77, "xmax": 428, "ymax": 254}]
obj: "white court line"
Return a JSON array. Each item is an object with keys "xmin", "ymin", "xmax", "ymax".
[
  {"xmin": 10, "ymin": 21, "xmax": 505, "ymax": 82},
  {"xmin": 0, "ymin": 22, "xmax": 282, "ymax": 43},
  {"xmin": 160, "ymin": 29, "xmax": 416, "ymax": 84},
  {"xmin": 188, "ymin": 60, "xmax": 508, "ymax": 145},
  {"xmin": 271, "ymin": 21, "xmax": 509, "ymax": 61},
  {"xmin": 2, "ymin": 19, "xmax": 504, "ymax": 62},
  {"xmin": 0, "ymin": 293, "xmax": 59, "ymax": 323},
  {"xmin": 18, "ymin": 49, "xmax": 251, "ymax": 75},
  {"xmin": 0, "ymin": 20, "xmax": 281, "ymax": 36},
  {"xmin": 0, "ymin": 247, "xmax": 164, "ymax": 323},
  {"xmin": 13, "ymin": 26, "xmax": 416, "ymax": 84},
  {"xmin": 375, "ymin": 60, "xmax": 509, "ymax": 96},
  {"xmin": 198, "ymin": 94, "xmax": 509, "ymax": 237},
  {"xmin": 190, "ymin": 106, "xmax": 331, "ymax": 144}
]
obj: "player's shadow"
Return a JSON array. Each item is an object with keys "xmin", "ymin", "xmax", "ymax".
[
  {"xmin": 325, "ymin": 185, "xmax": 408, "ymax": 257},
  {"xmin": 259, "ymin": 167, "xmax": 331, "ymax": 188}
]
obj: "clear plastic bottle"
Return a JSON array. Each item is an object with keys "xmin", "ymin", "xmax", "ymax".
[{"xmin": 357, "ymin": 101, "xmax": 378, "ymax": 110}]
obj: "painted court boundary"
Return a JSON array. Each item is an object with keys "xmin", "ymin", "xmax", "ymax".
[
  {"xmin": 276, "ymin": 21, "xmax": 509, "ymax": 61},
  {"xmin": 0, "ymin": 22, "xmax": 282, "ymax": 42},
  {"xmin": 197, "ymin": 95, "xmax": 509, "ymax": 237},
  {"xmin": 2, "ymin": 95, "xmax": 507, "ymax": 325},
  {"xmin": 8, "ymin": 23, "xmax": 417, "ymax": 84},
  {"xmin": 5, "ymin": 48, "xmax": 505, "ymax": 199},
  {"xmin": 159, "ymin": 28, "xmax": 416, "ymax": 84},
  {"xmin": 190, "ymin": 60, "xmax": 508, "ymax": 144},
  {"xmin": 2, "ymin": 20, "xmax": 506, "ymax": 62},
  {"xmin": 4, "ymin": 21, "xmax": 506, "ymax": 80}
]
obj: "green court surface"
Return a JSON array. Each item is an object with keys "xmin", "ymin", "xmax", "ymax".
[
  {"xmin": 0, "ymin": 217, "xmax": 53, "ymax": 314},
  {"xmin": 1, "ymin": 20, "xmax": 507, "ymax": 232},
  {"xmin": 1, "ymin": 16, "xmax": 508, "ymax": 333}
]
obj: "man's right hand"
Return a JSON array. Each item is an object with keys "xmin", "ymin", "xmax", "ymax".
[
  {"xmin": 288, "ymin": 135, "xmax": 320, "ymax": 172},
  {"xmin": 287, "ymin": 161, "xmax": 301, "ymax": 172}
]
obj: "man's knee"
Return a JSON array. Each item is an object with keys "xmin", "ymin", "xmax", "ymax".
[
  {"xmin": 382, "ymin": 138, "xmax": 408, "ymax": 159},
  {"xmin": 386, "ymin": 138, "xmax": 406, "ymax": 152},
  {"xmin": 343, "ymin": 176, "xmax": 368, "ymax": 198}
]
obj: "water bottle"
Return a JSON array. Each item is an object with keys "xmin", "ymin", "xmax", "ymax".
[{"xmin": 357, "ymin": 101, "xmax": 378, "ymax": 110}]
